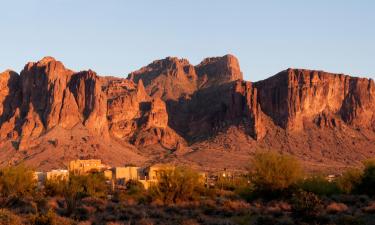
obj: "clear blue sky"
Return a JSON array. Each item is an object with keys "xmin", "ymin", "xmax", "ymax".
[{"xmin": 1, "ymin": 0, "xmax": 374, "ymax": 81}]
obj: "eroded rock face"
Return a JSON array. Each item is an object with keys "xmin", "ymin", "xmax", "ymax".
[
  {"xmin": 127, "ymin": 54, "xmax": 250, "ymax": 141},
  {"xmin": 0, "ymin": 70, "xmax": 21, "ymax": 141},
  {"xmin": 128, "ymin": 54, "xmax": 244, "ymax": 101},
  {"xmin": 196, "ymin": 54, "xmax": 243, "ymax": 88},
  {"xmin": 167, "ymin": 80, "xmax": 265, "ymax": 141},
  {"xmin": 128, "ymin": 57, "xmax": 198, "ymax": 100},
  {"xmin": 69, "ymin": 70, "xmax": 109, "ymax": 138},
  {"xmin": 255, "ymin": 68, "xmax": 375, "ymax": 130},
  {"xmin": 1, "ymin": 55, "xmax": 375, "ymax": 172},
  {"xmin": 0, "ymin": 57, "xmax": 112, "ymax": 149},
  {"xmin": 106, "ymin": 79, "xmax": 180, "ymax": 149}
]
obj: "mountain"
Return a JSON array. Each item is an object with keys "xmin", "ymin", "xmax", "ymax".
[{"xmin": 0, "ymin": 55, "xmax": 374, "ymax": 172}]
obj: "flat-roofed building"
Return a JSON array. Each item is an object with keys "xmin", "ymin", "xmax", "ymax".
[
  {"xmin": 46, "ymin": 169, "xmax": 69, "ymax": 180},
  {"xmin": 68, "ymin": 159, "xmax": 106, "ymax": 175},
  {"xmin": 113, "ymin": 166, "xmax": 141, "ymax": 185}
]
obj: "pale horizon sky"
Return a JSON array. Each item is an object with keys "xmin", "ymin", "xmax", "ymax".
[{"xmin": 1, "ymin": 0, "xmax": 374, "ymax": 81}]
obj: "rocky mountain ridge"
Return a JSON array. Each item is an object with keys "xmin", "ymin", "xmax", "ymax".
[{"xmin": 0, "ymin": 55, "xmax": 374, "ymax": 172}]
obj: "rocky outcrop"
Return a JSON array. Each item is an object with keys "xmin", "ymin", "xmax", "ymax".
[
  {"xmin": 340, "ymin": 77, "xmax": 375, "ymax": 128},
  {"xmin": 166, "ymin": 80, "xmax": 265, "ymax": 141},
  {"xmin": 0, "ymin": 70, "xmax": 21, "ymax": 141},
  {"xmin": 128, "ymin": 57, "xmax": 198, "ymax": 101},
  {"xmin": 106, "ymin": 79, "xmax": 181, "ymax": 149},
  {"xmin": 68, "ymin": 70, "xmax": 109, "ymax": 138},
  {"xmin": 255, "ymin": 68, "xmax": 375, "ymax": 131},
  {"xmin": 196, "ymin": 54, "xmax": 243, "ymax": 88},
  {"xmin": 128, "ymin": 54, "xmax": 243, "ymax": 100},
  {"xmin": 0, "ymin": 57, "xmax": 112, "ymax": 149}
]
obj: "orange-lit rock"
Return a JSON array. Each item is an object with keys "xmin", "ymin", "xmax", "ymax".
[
  {"xmin": 0, "ymin": 56, "xmax": 375, "ymax": 172},
  {"xmin": 255, "ymin": 68, "xmax": 375, "ymax": 131}
]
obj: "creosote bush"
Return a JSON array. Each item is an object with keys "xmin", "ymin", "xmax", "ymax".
[
  {"xmin": 149, "ymin": 166, "xmax": 203, "ymax": 204},
  {"xmin": 249, "ymin": 151, "xmax": 303, "ymax": 195}
]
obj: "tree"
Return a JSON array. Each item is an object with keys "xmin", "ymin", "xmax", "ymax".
[
  {"xmin": 63, "ymin": 176, "xmax": 84, "ymax": 216},
  {"xmin": 44, "ymin": 175, "xmax": 67, "ymax": 197},
  {"xmin": 249, "ymin": 151, "xmax": 303, "ymax": 194},
  {"xmin": 357, "ymin": 159, "xmax": 375, "ymax": 196},
  {"xmin": 62, "ymin": 173, "xmax": 107, "ymax": 215},
  {"xmin": 337, "ymin": 168, "xmax": 363, "ymax": 194},
  {"xmin": 149, "ymin": 166, "xmax": 203, "ymax": 204},
  {"xmin": 0, "ymin": 164, "xmax": 37, "ymax": 200}
]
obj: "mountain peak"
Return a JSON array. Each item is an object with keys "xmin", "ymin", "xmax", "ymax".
[
  {"xmin": 195, "ymin": 54, "xmax": 243, "ymax": 88},
  {"xmin": 39, "ymin": 56, "xmax": 57, "ymax": 64}
]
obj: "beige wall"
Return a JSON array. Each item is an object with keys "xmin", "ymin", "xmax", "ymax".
[
  {"xmin": 104, "ymin": 170, "xmax": 113, "ymax": 180},
  {"xmin": 69, "ymin": 159, "xmax": 105, "ymax": 174},
  {"xmin": 46, "ymin": 170, "xmax": 69, "ymax": 180},
  {"xmin": 113, "ymin": 166, "xmax": 140, "ymax": 180}
]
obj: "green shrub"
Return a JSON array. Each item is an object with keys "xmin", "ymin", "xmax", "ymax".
[
  {"xmin": 79, "ymin": 173, "xmax": 107, "ymax": 198},
  {"xmin": 216, "ymin": 175, "xmax": 250, "ymax": 192},
  {"xmin": 298, "ymin": 175, "xmax": 340, "ymax": 196},
  {"xmin": 357, "ymin": 159, "xmax": 375, "ymax": 196},
  {"xmin": 61, "ymin": 173, "xmax": 108, "ymax": 215},
  {"xmin": 337, "ymin": 168, "xmax": 363, "ymax": 194},
  {"xmin": 63, "ymin": 175, "xmax": 84, "ymax": 216},
  {"xmin": 149, "ymin": 166, "xmax": 203, "ymax": 204},
  {"xmin": 126, "ymin": 180, "xmax": 145, "ymax": 195},
  {"xmin": 0, "ymin": 164, "xmax": 37, "ymax": 200},
  {"xmin": 291, "ymin": 190, "xmax": 322, "ymax": 220},
  {"xmin": 44, "ymin": 176, "xmax": 67, "ymax": 197},
  {"xmin": 249, "ymin": 151, "xmax": 303, "ymax": 194}
]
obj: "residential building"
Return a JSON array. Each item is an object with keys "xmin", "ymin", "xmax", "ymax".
[
  {"xmin": 46, "ymin": 169, "xmax": 69, "ymax": 180},
  {"xmin": 68, "ymin": 159, "xmax": 107, "ymax": 175},
  {"xmin": 104, "ymin": 169, "xmax": 113, "ymax": 180},
  {"xmin": 112, "ymin": 166, "xmax": 142, "ymax": 185}
]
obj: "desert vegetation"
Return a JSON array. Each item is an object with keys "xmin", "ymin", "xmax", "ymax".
[{"xmin": 1, "ymin": 154, "xmax": 375, "ymax": 224}]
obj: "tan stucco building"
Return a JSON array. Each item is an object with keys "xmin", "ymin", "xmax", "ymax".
[
  {"xmin": 68, "ymin": 159, "xmax": 106, "ymax": 174},
  {"xmin": 112, "ymin": 166, "xmax": 142, "ymax": 184},
  {"xmin": 46, "ymin": 169, "xmax": 69, "ymax": 180}
]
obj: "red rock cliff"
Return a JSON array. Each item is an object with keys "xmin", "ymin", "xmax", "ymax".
[{"xmin": 255, "ymin": 68, "xmax": 375, "ymax": 130}]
